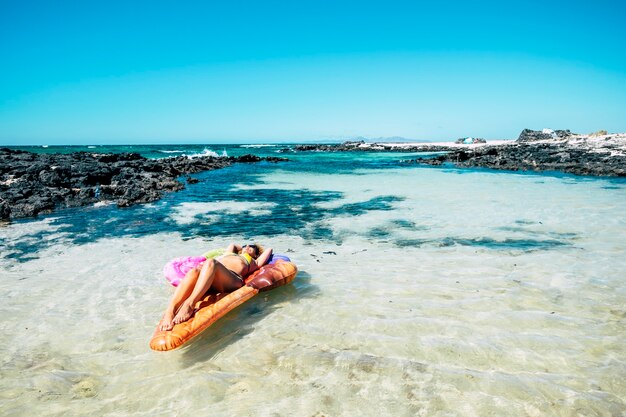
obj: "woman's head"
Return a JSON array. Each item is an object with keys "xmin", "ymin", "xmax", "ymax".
[{"xmin": 242, "ymin": 243, "xmax": 263, "ymax": 259}]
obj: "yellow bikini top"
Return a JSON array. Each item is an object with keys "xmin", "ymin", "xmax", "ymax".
[
  {"xmin": 241, "ymin": 253, "xmax": 253, "ymax": 264},
  {"xmin": 201, "ymin": 248, "xmax": 252, "ymax": 265}
]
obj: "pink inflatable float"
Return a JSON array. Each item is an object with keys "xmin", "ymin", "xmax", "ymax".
[
  {"xmin": 163, "ymin": 251, "xmax": 291, "ymax": 286},
  {"xmin": 162, "ymin": 256, "xmax": 206, "ymax": 287}
]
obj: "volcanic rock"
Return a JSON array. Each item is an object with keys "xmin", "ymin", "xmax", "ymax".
[{"xmin": 0, "ymin": 149, "xmax": 288, "ymax": 221}]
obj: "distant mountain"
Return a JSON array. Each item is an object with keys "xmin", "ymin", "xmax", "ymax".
[
  {"xmin": 351, "ymin": 136, "xmax": 433, "ymax": 143},
  {"xmin": 312, "ymin": 135, "xmax": 433, "ymax": 144}
]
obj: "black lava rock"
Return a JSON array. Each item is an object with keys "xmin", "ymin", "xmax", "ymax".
[
  {"xmin": 0, "ymin": 149, "xmax": 288, "ymax": 221},
  {"xmin": 517, "ymin": 129, "xmax": 573, "ymax": 142},
  {"xmin": 412, "ymin": 142, "xmax": 626, "ymax": 177}
]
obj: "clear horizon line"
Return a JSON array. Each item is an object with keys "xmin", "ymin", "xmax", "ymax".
[{"xmin": 0, "ymin": 136, "xmax": 522, "ymax": 147}]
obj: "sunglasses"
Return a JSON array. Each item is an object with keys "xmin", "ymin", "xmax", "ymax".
[{"xmin": 242, "ymin": 244, "xmax": 258, "ymax": 252}]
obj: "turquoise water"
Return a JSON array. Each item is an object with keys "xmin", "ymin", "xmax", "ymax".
[
  {"xmin": 2, "ymin": 145, "xmax": 438, "ymax": 262},
  {"xmin": 1, "ymin": 145, "xmax": 625, "ymax": 416},
  {"xmin": 3, "ymin": 143, "xmax": 288, "ymax": 159}
]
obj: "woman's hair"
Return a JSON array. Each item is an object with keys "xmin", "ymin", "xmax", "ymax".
[
  {"xmin": 252, "ymin": 243, "xmax": 264, "ymax": 257},
  {"xmin": 242, "ymin": 243, "xmax": 264, "ymax": 258}
]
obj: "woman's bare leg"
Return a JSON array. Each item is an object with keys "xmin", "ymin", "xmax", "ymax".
[
  {"xmin": 159, "ymin": 267, "xmax": 202, "ymax": 331},
  {"xmin": 172, "ymin": 259, "xmax": 244, "ymax": 325}
]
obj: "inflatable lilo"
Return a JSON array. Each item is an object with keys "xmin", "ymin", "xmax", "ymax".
[
  {"xmin": 151, "ymin": 251, "xmax": 297, "ymax": 351},
  {"xmin": 163, "ymin": 250, "xmax": 292, "ymax": 287}
]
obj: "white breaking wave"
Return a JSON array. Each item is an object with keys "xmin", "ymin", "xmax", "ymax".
[
  {"xmin": 159, "ymin": 150, "xmax": 185, "ymax": 154},
  {"xmin": 240, "ymin": 144, "xmax": 275, "ymax": 148},
  {"xmin": 185, "ymin": 148, "xmax": 228, "ymax": 158}
]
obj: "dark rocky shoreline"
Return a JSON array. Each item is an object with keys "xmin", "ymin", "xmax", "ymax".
[
  {"xmin": 0, "ymin": 148, "xmax": 286, "ymax": 221},
  {"xmin": 285, "ymin": 129, "xmax": 626, "ymax": 178},
  {"xmin": 285, "ymin": 141, "xmax": 455, "ymax": 153},
  {"xmin": 3, "ymin": 129, "xmax": 624, "ymax": 222},
  {"xmin": 409, "ymin": 142, "xmax": 626, "ymax": 177}
]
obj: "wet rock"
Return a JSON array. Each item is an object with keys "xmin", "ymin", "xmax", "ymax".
[
  {"xmin": 264, "ymin": 156, "xmax": 288, "ymax": 163},
  {"xmin": 517, "ymin": 128, "xmax": 573, "ymax": 142},
  {"xmin": 454, "ymin": 137, "xmax": 486, "ymax": 144},
  {"xmin": 412, "ymin": 141, "xmax": 626, "ymax": 177},
  {"xmin": 233, "ymin": 154, "xmax": 262, "ymax": 163},
  {"xmin": 0, "ymin": 148, "xmax": 289, "ymax": 221},
  {"xmin": 0, "ymin": 197, "xmax": 11, "ymax": 219},
  {"xmin": 38, "ymin": 169, "xmax": 64, "ymax": 186},
  {"xmin": 293, "ymin": 141, "xmax": 456, "ymax": 153}
]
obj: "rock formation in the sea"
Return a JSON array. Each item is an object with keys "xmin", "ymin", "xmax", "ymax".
[
  {"xmin": 0, "ymin": 149, "xmax": 287, "ymax": 221},
  {"xmin": 282, "ymin": 129, "xmax": 626, "ymax": 177},
  {"xmin": 411, "ymin": 131, "xmax": 626, "ymax": 177},
  {"xmin": 517, "ymin": 128, "xmax": 573, "ymax": 142},
  {"xmin": 283, "ymin": 140, "xmax": 454, "ymax": 153},
  {"xmin": 454, "ymin": 137, "xmax": 486, "ymax": 144}
]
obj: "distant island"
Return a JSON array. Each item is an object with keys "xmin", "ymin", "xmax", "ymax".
[{"xmin": 349, "ymin": 135, "xmax": 433, "ymax": 143}]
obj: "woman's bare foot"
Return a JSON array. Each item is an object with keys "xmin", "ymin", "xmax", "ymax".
[
  {"xmin": 159, "ymin": 310, "xmax": 175, "ymax": 331},
  {"xmin": 172, "ymin": 301, "xmax": 195, "ymax": 324}
]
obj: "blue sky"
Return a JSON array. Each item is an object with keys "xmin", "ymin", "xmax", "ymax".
[{"xmin": 1, "ymin": 0, "xmax": 625, "ymax": 145}]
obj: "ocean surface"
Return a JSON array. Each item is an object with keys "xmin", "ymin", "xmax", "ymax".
[{"xmin": 1, "ymin": 144, "xmax": 625, "ymax": 416}]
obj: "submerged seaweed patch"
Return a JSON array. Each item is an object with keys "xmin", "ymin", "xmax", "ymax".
[
  {"xmin": 2, "ymin": 150, "xmax": 597, "ymax": 263},
  {"xmin": 394, "ymin": 238, "xmax": 430, "ymax": 247},
  {"xmin": 331, "ymin": 195, "xmax": 404, "ymax": 216},
  {"xmin": 367, "ymin": 219, "xmax": 427, "ymax": 242},
  {"xmin": 1, "ymin": 163, "xmax": 408, "ymax": 262},
  {"xmin": 496, "ymin": 226, "xmax": 579, "ymax": 241},
  {"xmin": 393, "ymin": 236, "xmax": 570, "ymax": 251},
  {"xmin": 390, "ymin": 219, "xmax": 418, "ymax": 229},
  {"xmin": 449, "ymin": 237, "xmax": 570, "ymax": 250},
  {"xmin": 514, "ymin": 220, "xmax": 537, "ymax": 225},
  {"xmin": 368, "ymin": 227, "xmax": 392, "ymax": 239}
]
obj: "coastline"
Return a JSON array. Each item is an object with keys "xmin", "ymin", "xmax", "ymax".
[
  {"xmin": 0, "ymin": 148, "xmax": 286, "ymax": 221},
  {"xmin": 3, "ymin": 129, "xmax": 625, "ymax": 223},
  {"xmin": 288, "ymin": 131, "xmax": 626, "ymax": 177},
  {"xmin": 411, "ymin": 133, "xmax": 626, "ymax": 177},
  {"xmin": 351, "ymin": 139, "xmax": 515, "ymax": 149}
]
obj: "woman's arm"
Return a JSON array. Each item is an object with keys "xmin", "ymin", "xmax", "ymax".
[
  {"xmin": 225, "ymin": 243, "xmax": 241, "ymax": 253},
  {"xmin": 255, "ymin": 247, "xmax": 273, "ymax": 268}
]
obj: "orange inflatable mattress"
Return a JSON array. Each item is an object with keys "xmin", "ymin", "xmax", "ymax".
[{"xmin": 150, "ymin": 260, "xmax": 298, "ymax": 351}]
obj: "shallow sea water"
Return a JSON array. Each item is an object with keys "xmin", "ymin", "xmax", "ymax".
[{"xmin": 1, "ymin": 149, "xmax": 625, "ymax": 416}]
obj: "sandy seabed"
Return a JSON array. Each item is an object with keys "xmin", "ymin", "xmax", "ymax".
[{"xmin": 1, "ymin": 165, "xmax": 625, "ymax": 416}]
